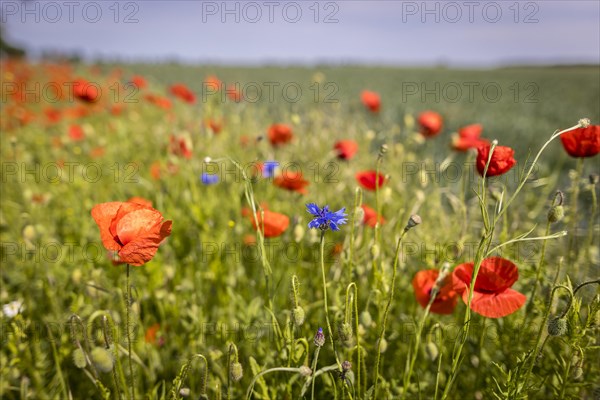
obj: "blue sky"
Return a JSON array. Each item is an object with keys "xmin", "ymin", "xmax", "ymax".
[{"xmin": 2, "ymin": 0, "xmax": 599, "ymax": 66}]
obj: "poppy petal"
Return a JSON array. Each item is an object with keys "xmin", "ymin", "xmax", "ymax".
[
  {"xmin": 116, "ymin": 208, "xmax": 164, "ymax": 246},
  {"xmin": 118, "ymin": 220, "xmax": 172, "ymax": 266},
  {"xmin": 475, "ymin": 257, "xmax": 519, "ymax": 292},
  {"xmin": 91, "ymin": 202, "xmax": 125, "ymax": 251},
  {"xmin": 464, "ymin": 289, "xmax": 526, "ymax": 318}
]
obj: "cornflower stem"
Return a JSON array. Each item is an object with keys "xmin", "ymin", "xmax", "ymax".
[
  {"xmin": 125, "ymin": 264, "xmax": 135, "ymax": 400},
  {"xmin": 568, "ymin": 157, "xmax": 584, "ymax": 266},
  {"xmin": 310, "ymin": 347, "xmax": 321, "ymax": 400},
  {"xmin": 319, "ymin": 231, "xmax": 341, "ymax": 369},
  {"xmin": 373, "ymin": 226, "xmax": 409, "ymax": 397},
  {"xmin": 402, "ymin": 289, "xmax": 435, "ymax": 396}
]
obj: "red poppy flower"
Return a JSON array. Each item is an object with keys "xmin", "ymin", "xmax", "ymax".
[
  {"xmin": 90, "ymin": 146, "xmax": 105, "ymax": 159},
  {"xmin": 145, "ymin": 93, "xmax": 172, "ymax": 110},
  {"xmin": 360, "ymin": 90, "xmax": 381, "ymax": 113},
  {"xmin": 412, "ymin": 269, "xmax": 458, "ymax": 315},
  {"xmin": 361, "ymin": 205, "xmax": 385, "ymax": 227},
  {"xmin": 144, "ymin": 323, "xmax": 165, "ymax": 347},
  {"xmin": 73, "ymin": 78, "xmax": 100, "ymax": 103},
  {"xmin": 110, "ymin": 104, "xmax": 124, "ymax": 116},
  {"xmin": 273, "ymin": 171, "xmax": 309, "ymax": 194},
  {"xmin": 418, "ymin": 111, "xmax": 443, "ymax": 138},
  {"xmin": 452, "ymin": 123, "xmax": 490, "ymax": 151},
  {"xmin": 91, "ymin": 202, "xmax": 172, "ymax": 266},
  {"xmin": 334, "ymin": 140, "xmax": 359, "ymax": 160},
  {"xmin": 206, "ymin": 119, "xmax": 223, "ymax": 134},
  {"xmin": 204, "ymin": 75, "xmax": 222, "ymax": 91},
  {"xmin": 251, "ymin": 210, "xmax": 290, "ymax": 238},
  {"xmin": 68, "ymin": 125, "xmax": 85, "ymax": 141},
  {"xmin": 128, "ymin": 197, "xmax": 152, "ymax": 208},
  {"xmin": 355, "ymin": 170, "xmax": 386, "ymax": 191},
  {"xmin": 44, "ymin": 107, "xmax": 62, "ymax": 124},
  {"xmin": 560, "ymin": 125, "xmax": 600, "ymax": 158},
  {"xmin": 452, "ymin": 257, "xmax": 526, "ymax": 318},
  {"xmin": 268, "ymin": 124, "xmax": 294, "ymax": 146},
  {"xmin": 130, "ymin": 75, "xmax": 147, "ymax": 89},
  {"xmin": 169, "ymin": 83, "xmax": 196, "ymax": 104},
  {"xmin": 169, "ymin": 135, "xmax": 192, "ymax": 159},
  {"xmin": 476, "ymin": 144, "xmax": 516, "ymax": 177}
]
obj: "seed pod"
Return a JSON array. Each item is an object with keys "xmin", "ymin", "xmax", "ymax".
[
  {"xmin": 338, "ymin": 322, "xmax": 353, "ymax": 346},
  {"xmin": 292, "ymin": 306, "xmax": 305, "ymax": 327},
  {"xmin": 72, "ymin": 348, "xmax": 87, "ymax": 369},
  {"xmin": 547, "ymin": 317, "xmax": 568, "ymax": 336},
  {"xmin": 230, "ymin": 362, "xmax": 243, "ymax": 382},
  {"xmin": 548, "ymin": 206, "xmax": 564, "ymax": 223}
]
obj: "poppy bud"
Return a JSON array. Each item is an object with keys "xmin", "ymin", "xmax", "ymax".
[
  {"xmin": 179, "ymin": 388, "xmax": 191, "ymax": 397},
  {"xmin": 406, "ymin": 214, "xmax": 422, "ymax": 229},
  {"xmin": 425, "ymin": 342, "xmax": 439, "ymax": 361},
  {"xmin": 377, "ymin": 338, "xmax": 388, "ymax": 353},
  {"xmin": 360, "ymin": 310, "xmax": 373, "ymax": 327},
  {"xmin": 72, "ymin": 348, "xmax": 87, "ymax": 368},
  {"xmin": 547, "ymin": 317, "xmax": 568, "ymax": 336},
  {"xmin": 299, "ymin": 365, "xmax": 312, "ymax": 376},
  {"xmin": 91, "ymin": 346, "xmax": 114, "ymax": 373},
  {"xmin": 548, "ymin": 206, "xmax": 564, "ymax": 223},
  {"xmin": 314, "ymin": 328, "xmax": 325, "ymax": 347},
  {"xmin": 354, "ymin": 207, "xmax": 365, "ymax": 226},
  {"xmin": 378, "ymin": 144, "xmax": 388, "ymax": 158},
  {"xmin": 292, "ymin": 306, "xmax": 305, "ymax": 327},
  {"xmin": 338, "ymin": 322, "xmax": 354, "ymax": 346},
  {"xmin": 572, "ymin": 366, "xmax": 583, "ymax": 380},
  {"xmin": 230, "ymin": 362, "xmax": 243, "ymax": 382}
]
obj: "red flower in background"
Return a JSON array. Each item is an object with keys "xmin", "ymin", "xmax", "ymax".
[
  {"xmin": 418, "ymin": 111, "xmax": 443, "ymax": 138},
  {"xmin": 268, "ymin": 124, "xmax": 294, "ymax": 146},
  {"xmin": 361, "ymin": 205, "xmax": 385, "ymax": 227},
  {"xmin": 91, "ymin": 202, "xmax": 172, "ymax": 266},
  {"xmin": 452, "ymin": 123, "xmax": 490, "ymax": 151},
  {"xmin": 144, "ymin": 323, "xmax": 165, "ymax": 347},
  {"xmin": 476, "ymin": 144, "xmax": 516, "ymax": 177},
  {"xmin": 452, "ymin": 257, "xmax": 526, "ymax": 318},
  {"xmin": 73, "ymin": 78, "xmax": 100, "ymax": 103},
  {"xmin": 412, "ymin": 269, "xmax": 458, "ymax": 315},
  {"xmin": 251, "ymin": 210, "xmax": 290, "ymax": 238},
  {"xmin": 204, "ymin": 75, "xmax": 222, "ymax": 91},
  {"xmin": 206, "ymin": 119, "xmax": 223, "ymax": 134},
  {"xmin": 44, "ymin": 107, "xmax": 62, "ymax": 124},
  {"xmin": 169, "ymin": 83, "xmax": 196, "ymax": 104},
  {"xmin": 169, "ymin": 135, "xmax": 192, "ymax": 159},
  {"xmin": 334, "ymin": 140, "xmax": 359, "ymax": 160},
  {"xmin": 130, "ymin": 75, "xmax": 147, "ymax": 89},
  {"xmin": 560, "ymin": 125, "xmax": 600, "ymax": 158},
  {"xmin": 360, "ymin": 90, "xmax": 381, "ymax": 113},
  {"xmin": 68, "ymin": 125, "xmax": 85, "ymax": 141},
  {"xmin": 273, "ymin": 171, "xmax": 309, "ymax": 194},
  {"xmin": 145, "ymin": 94, "xmax": 172, "ymax": 110},
  {"xmin": 355, "ymin": 170, "xmax": 386, "ymax": 191}
]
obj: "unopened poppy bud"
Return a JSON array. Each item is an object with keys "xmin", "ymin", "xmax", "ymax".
[
  {"xmin": 547, "ymin": 317, "xmax": 568, "ymax": 336},
  {"xmin": 425, "ymin": 342, "xmax": 439, "ymax": 361},
  {"xmin": 299, "ymin": 365, "xmax": 312, "ymax": 376},
  {"xmin": 292, "ymin": 306, "xmax": 305, "ymax": 326},
  {"xmin": 548, "ymin": 206, "xmax": 564, "ymax": 223},
  {"xmin": 91, "ymin": 346, "xmax": 114, "ymax": 373},
  {"xmin": 72, "ymin": 348, "xmax": 87, "ymax": 369},
  {"xmin": 359, "ymin": 310, "xmax": 373, "ymax": 327},
  {"xmin": 572, "ymin": 366, "xmax": 583, "ymax": 380},
  {"xmin": 354, "ymin": 207, "xmax": 365, "ymax": 226},
  {"xmin": 314, "ymin": 328, "xmax": 325, "ymax": 347},
  {"xmin": 342, "ymin": 360, "xmax": 352, "ymax": 372},
  {"xmin": 406, "ymin": 214, "xmax": 422, "ymax": 229},
  {"xmin": 179, "ymin": 388, "xmax": 191, "ymax": 397},
  {"xmin": 590, "ymin": 173, "xmax": 599, "ymax": 185},
  {"xmin": 377, "ymin": 338, "xmax": 388, "ymax": 353},
  {"xmin": 338, "ymin": 322, "xmax": 353, "ymax": 346},
  {"xmin": 578, "ymin": 118, "xmax": 591, "ymax": 128},
  {"xmin": 230, "ymin": 362, "xmax": 243, "ymax": 382},
  {"xmin": 378, "ymin": 144, "xmax": 388, "ymax": 158}
]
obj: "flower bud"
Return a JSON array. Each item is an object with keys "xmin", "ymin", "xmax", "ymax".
[
  {"xmin": 572, "ymin": 366, "xmax": 583, "ymax": 380},
  {"xmin": 406, "ymin": 214, "xmax": 421, "ymax": 229},
  {"xmin": 590, "ymin": 173, "xmax": 599, "ymax": 185},
  {"xmin": 425, "ymin": 342, "xmax": 439, "ymax": 361},
  {"xmin": 547, "ymin": 317, "xmax": 567, "ymax": 336},
  {"xmin": 359, "ymin": 310, "xmax": 373, "ymax": 327},
  {"xmin": 292, "ymin": 306, "xmax": 305, "ymax": 327},
  {"xmin": 342, "ymin": 360, "xmax": 352, "ymax": 372},
  {"xmin": 299, "ymin": 365, "xmax": 312, "ymax": 377},
  {"xmin": 314, "ymin": 328, "xmax": 325, "ymax": 347},
  {"xmin": 337, "ymin": 322, "xmax": 354, "ymax": 346},
  {"xmin": 230, "ymin": 362, "xmax": 243, "ymax": 382},
  {"xmin": 72, "ymin": 348, "xmax": 87, "ymax": 369},
  {"xmin": 377, "ymin": 338, "xmax": 388, "ymax": 353},
  {"xmin": 90, "ymin": 346, "xmax": 114, "ymax": 373},
  {"xmin": 548, "ymin": 206, "xmax": 564, "ymax": 223},
  {"xmin": 353, "ymin": 207, "xmax": 365, "ymax": 226},
  {"xmin": 293, "ymin": 224, "xmax": 305, "ymax": 243},
  {"xmin": 179, "ymin": 388, "xmax": 191, "ymax": 397},
  {"xmin": 578, "ymin": 118, "xmax": 591, "ymax": 128}
]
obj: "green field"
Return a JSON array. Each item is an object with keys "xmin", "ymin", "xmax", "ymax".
[{"xmin": 1, "ymin": 61, "xmax": 599, "ymax": 399}]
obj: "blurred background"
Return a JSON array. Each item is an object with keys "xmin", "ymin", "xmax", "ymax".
[{"xmin": 1, "ymin": 0, "xmax": 599, "ymax": 67}]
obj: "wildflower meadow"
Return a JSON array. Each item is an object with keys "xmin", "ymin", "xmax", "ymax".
[{"xmin": 1, "ymin": 60, "xmax": 599, "ymax": 399}]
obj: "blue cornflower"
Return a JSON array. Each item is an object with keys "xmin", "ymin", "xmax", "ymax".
[
  {"xmin": 262, "ymin": 160, "xmax": 279, "ymax": 178},
  {"xmin": 201, "ymin": 173, "xmax": 219, "ymax": 185},
  {"xmin": 306, "ymin": 203, "xmax": 347, "ymax": 231}
]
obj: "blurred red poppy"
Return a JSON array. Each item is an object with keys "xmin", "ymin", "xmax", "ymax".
[
  {"xmin": 452, "ymin": 123, "xmax": 489, "ymax": 151},
  {"xmin": 452, "ymin": 257, "xmax": 526, "ymax": 318},
  {"xmin": 355, "ymin": 170, "xmax": 386, "ymax": 191},
  {"xmin": 204, "ymin": 75, "xmax": 222, "ymax": 91},
  {"xmin": 145, "ymin": 93, "xmax": 172, "ymax": 110},
  {"xmin": 131, "ymin": 75, "xmax": 147, "ymax": 89},
  {"xmin": 361, "ymin": 205, "xmax": 385, "ymax": 227},
  {"xmin": 251, "ymin": 210, "xmax": 290, "ymax": 238},
  {"xmin": 44, "ymin": 107, "xmax": 62, "ymax": 124},
  {"xmin": 68, "ymin": 125, "xmax": 85, "ymax": 141},
  {"xmin": 476, "ymin": 144, "xmax": 516, "ymax": 177},
  {"xmin": 334, "ymin": 140, "xmax": 359, "ymax": 160},
  {"xmin": 418, "ymin": 111, "xmax": 443, "ymax": 138},
  {"xmin": 169, "ymin": 135, "xmax": 192, "ymax": 159},
  {"xmin": 169, "ymin": 83, "xmax": 196, "ymax": 104},
  {"xmin": 268, "ymin": 124, "xmax": 294, "ymax": 146},
  {"xmin": 144, "ymin": 323, "xmax": 165, "ymax": 347},
  {"xmin": 361, "ymin": 90, "xmax": 381, "ymax": 113},
  {"xmin": 73, "ymin": 78, "xmax": 100, "ymax": 103},
  {"xmin": 273, "ymin": 171, "xmax": 309, "ymax": 194},
  {"xmin": 560, "ymin": 125, "xmax": 600, "ymax": 158},
  {"xmin": 91, "ymin": 202, "xmax": 172, "ymax": 266},
  {"xmin": 206, "ymin": 119, "xmax": 223, "ymax": 134},
  {"xmin": 412, "ymin": 269, "xmax": 458, "ymax": 315}
]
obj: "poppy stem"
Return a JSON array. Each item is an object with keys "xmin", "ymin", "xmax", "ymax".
[{"xmin": 125, "ymin": 264, "xmax": 135, "ymax": 400}]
